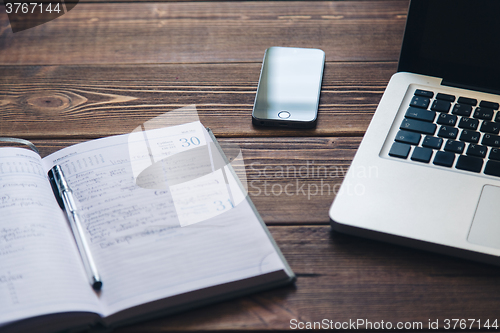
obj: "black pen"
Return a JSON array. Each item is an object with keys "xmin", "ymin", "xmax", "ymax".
[{"xmin": 49, "ymin": 165, "xmax": 103, "ymax": 290}]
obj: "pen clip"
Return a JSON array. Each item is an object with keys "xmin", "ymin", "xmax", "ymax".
[
  {"xmin": 48, "ymin": 165, "xmax": 75, "ymax": 209},
  {"xmin": 48, "ymin": 166, "xmax": 65, "ymax": 210}
]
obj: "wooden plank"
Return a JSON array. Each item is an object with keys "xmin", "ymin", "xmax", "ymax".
[
  {"xmin": 70, "ymin": 0, "xmax": 408, "ymax": 2},
  {"xmin": 112, "ymin": 226, "xmax": 500, "ymax": 331},
  {"xmin": 236, "ymin": 137, "xmax": 359, "ymax": 224},
  {"xmin": 0, "ymin": 62, "xmax": 396, "ymax": 138},
  {"xmin": 0, "ymin": 1, "xmax": 408, "ymax": 64},
  {"xmin": 23, "ymin": 136, "xmax": 361, "ymax": 224}
]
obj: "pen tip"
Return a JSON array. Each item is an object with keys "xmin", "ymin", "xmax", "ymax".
[{"xmin": 93, "ymin": 281, "xmax": 103, "ymax": 291}]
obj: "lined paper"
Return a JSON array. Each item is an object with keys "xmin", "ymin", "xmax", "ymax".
[
  {"xmin": 43, "ymin": 122, "xmax": 286, "ymax": 316},
  {"xmin": 0, "ymin": 148, "xmax": 101, "ymax": 324}
]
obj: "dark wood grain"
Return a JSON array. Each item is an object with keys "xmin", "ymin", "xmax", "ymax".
[
  {"xmin": 111, "ymin": 226, "xmax": 500, "ymax": 331},
  {"xmin": 69, "ymin": 0, "xmax": 407, "ymax": 2},
  {"xmin": 0, "ymin": 62, "xmax": 396, "ymax": 138},
  {"xmin": 237, "ymin": 137, "xmax": 359, "ymax": 224},
  {"xmin": 0, "ymin": 1, "xmax": 408, "ymax": 64}
]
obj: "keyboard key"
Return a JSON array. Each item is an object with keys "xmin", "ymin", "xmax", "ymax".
[
  {"xmin": 395, "ymin": 130, "xmax": 421, "ymax": 145},
  {"xmin": 410, "ymin": 96, "xmax": 430, "ymax": 109},
  {"xmin": 457, "ymin": 97, "xmax": 477, "ymax": 106},
  {"xmin": 459, "ymin": 130, "xmax": 480, "ymax": 143},
  {"xmin": 436, "ymin": 93, "xmax": 455, "ymax": 102},
  {"xmin": 489, "ymin": 148, "xmax": 500, "ymax": 161},
  {"xmin": 494, "ymin": 112, "xmax": 500, "ymax": 123},
  {"xmin": 430, "ymin": 99, "xmax": 451, "ymax": 113},
  {"xmin": 433, "ymin": 151, "xmax": 455, "ymax": 167},
  {"xmin": 422, "ymin": 136, "xmax": 443, "ymax": 149},
  {"xmin": 480, "ymin": 121, "xmax": 500, "ymax": 134},
  {"xmin": 458, "ymin": 117, "xmax": 479, "ymax": 130},
  {"xmin": 466, "ymin": 144, "xmax": 487, "ymax": 158},
  {"xmin": 405, "ymin": 107, "xmax": 436, "ymax": 122},
  {"xmin": 389, "ymin": 142, "xmax": 411, "ymax": 159},
  {"xmin": 456, "ymin": 155, "xmax": 483, "ymax": 173},
  {"xmin": 480, "ymin": 100, "xmax": 499, "ymax": 110},
  {"xmin": 436, "ymin": 113, "xmax": 457, "ymax": 126},
  {"xmin": 473, "ymin": 107, "xmax": 494, "ymax": 120},
  {"xmin": 484, "ymin": 160, "xmax": 500, "ymax": 177},
  {"xmin": 482, "ymin": 134, "xmax": 500, "ymax": 147},
  {"xmin": 411, "ymin": 147, "xmax": 433, "ymax": 163},
  {"xmin": 414, "ymin": 89, "xmax": 434, "ymax": 98},
  {"xmin": 400, "ymin": 118, "xmax": 437, "ymax": 135},
  {"xmin": 444, "ymin": 140, "xmax": 465, "ymax": 154},
  {"xmin": 437, "ymin": 126, "xmax": 458, "ymax": 139},
  {"xmin": 452, "ymin": 104, "xmax": 473, "ymax": 117}
]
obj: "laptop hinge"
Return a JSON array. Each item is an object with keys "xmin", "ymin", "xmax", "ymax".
[{"xmin": 441, "ymin": 80, "xmax": 500, "ymax": 96}]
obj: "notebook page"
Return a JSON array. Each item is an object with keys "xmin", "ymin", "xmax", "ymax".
[
  {"xmin": 0, "ymin": 148, "xmax": 101, "ymax": 325},
  {"xmin": 42, "ymin": 122, "xmax": 286, "ymax": 316}
]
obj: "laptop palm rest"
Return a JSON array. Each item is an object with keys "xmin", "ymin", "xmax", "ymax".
[{"xmin": 468, "ymin": 185, "xmax": 500, "ymax": 249}]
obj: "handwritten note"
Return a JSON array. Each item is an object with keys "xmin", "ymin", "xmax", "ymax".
[
  {"xmin": 0, "ymin": 148, "xmax": 100, "ymax": 325},
  {"xmin": 43, "ymin": 122, "xmax": 286, "ymax": 316}
]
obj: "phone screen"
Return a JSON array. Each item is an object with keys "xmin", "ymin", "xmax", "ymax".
[{"xmin": 252, "ymin": 47, "xmax": 325, "ymax": 127}]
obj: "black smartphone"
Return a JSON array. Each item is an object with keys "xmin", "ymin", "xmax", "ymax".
[{"xmin": 252, "ymin": 47, "xmax": 325, "ymax": 128}]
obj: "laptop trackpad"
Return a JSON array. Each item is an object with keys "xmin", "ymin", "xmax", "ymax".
[{"xmin": 468, "ymin": 185, "xmax": 500, "ymax": 249}]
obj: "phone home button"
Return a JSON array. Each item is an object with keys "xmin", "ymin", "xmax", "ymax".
[{"xmin": 278, "ymin": 111, "xmax": 291, "ymax": 119}]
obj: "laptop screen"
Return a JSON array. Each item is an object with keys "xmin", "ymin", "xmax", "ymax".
[{"xmin": 398, "ymin": 0, "xmax": 500, "ymax": 94}]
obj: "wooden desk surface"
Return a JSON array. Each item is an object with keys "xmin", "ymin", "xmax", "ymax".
[{"xmin": 2, "ymin": 1, "xmax": 500, "ymax": 331}]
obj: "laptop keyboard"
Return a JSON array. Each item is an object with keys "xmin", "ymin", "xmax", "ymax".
[{"xmin": 389, "ymin": 89, "xmax": 500, "ymax": 177}]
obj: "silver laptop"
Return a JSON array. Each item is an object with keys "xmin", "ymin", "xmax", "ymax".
[{"xmin": 329, "ymin": 0, "xmax": 500, "ymax": 265}]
